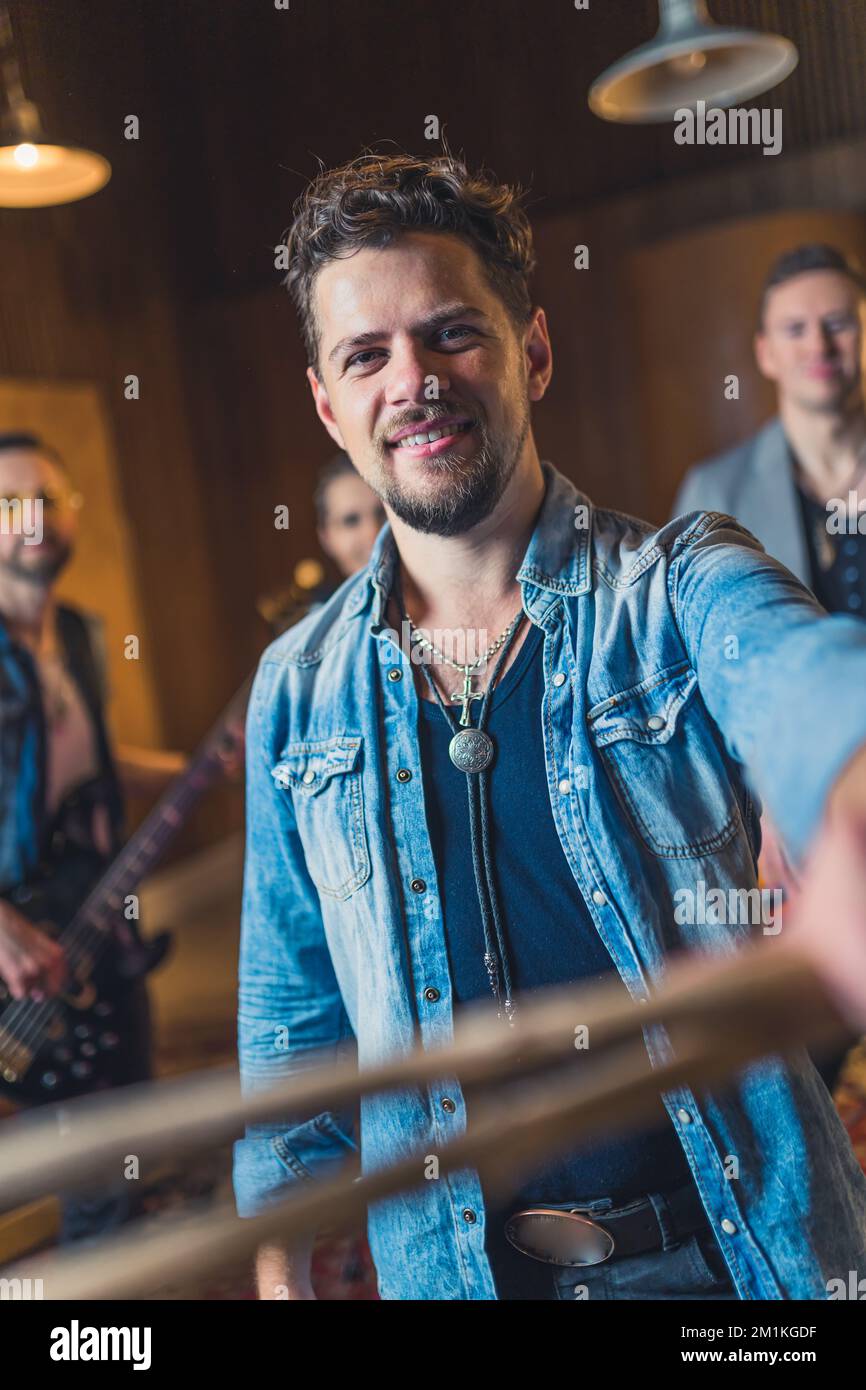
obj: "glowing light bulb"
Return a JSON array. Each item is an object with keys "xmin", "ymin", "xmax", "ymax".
[
  {"xmin": 12, "ymin": 142, "xmax": 39, "ymax": 169},
  {"xmin": 294, "ymin": 558, "xmax": 325, "ymax": 590},
  {"xmin": 668, "ymin": 50, "xmax": 708, "ymax": 78}
]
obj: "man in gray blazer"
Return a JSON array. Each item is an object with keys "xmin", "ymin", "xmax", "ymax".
[
  {"xmin": 673, "ymin": 243, "xmax": 866, "ymax": 1092},
  {"xmin": 673, "ymin": 243, "xmax": 866, "ymax": 605}
]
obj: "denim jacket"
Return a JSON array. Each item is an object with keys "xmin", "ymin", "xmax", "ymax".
[{"xmin": 233, "ymin": 459, "xmax": 866, "ymax": 1300}]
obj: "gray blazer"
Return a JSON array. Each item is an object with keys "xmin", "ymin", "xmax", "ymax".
[{"xmin": 671, "ymin": 416, "xmax": 810, "ymax": 587}]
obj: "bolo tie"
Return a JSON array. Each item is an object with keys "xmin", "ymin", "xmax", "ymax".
[{"xmin": 394, "ymin": 571, "xmax": 525, "ymax": 1026}]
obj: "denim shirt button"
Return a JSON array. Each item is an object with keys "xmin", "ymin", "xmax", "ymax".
[
  {"xmin": 558, "ymin": 778, "xmax": 571, "ymax": 794},
  {"xmin": 676, "ymin": 1108, "xmax": 693, "ymax": 1124},
  {"xmin": 396, "ymin": 767, "xmax": 412, "ymax": 782},
  {"xmin": 302, "ymin": 769, "xmax": 315, "ymax": 784},
  {"xmin": 721, "ymin": 1219, "xmax": 738, "ymax": 1235},
  {"xmin": 462, "ymin": 1208, "xmax": 477, "ymax": 1224},
  {"xmin": 646, "ymin": 715, "xmax": 666, "ymax": 731},
  {"xmin": 441, "ymin": 1097, "xmax": 456, "ymax": 1114},
  {"xmin": 410, "ymin": 878, "xmax": 427, "ymax": 893},
  {"xmin": 591, "ymin": 889, "xmax": 607, "ymax": 906},
  {"xmin": 387, "ymin": 668, "xmax": 403, "ymax": 682},
  {"xmin": 553, "ymin": 672, "xmax": 567, "ymax": 687},
  {"xmin": 424, "ymin": 986, "xmax": 440, "ymax": 1002}
]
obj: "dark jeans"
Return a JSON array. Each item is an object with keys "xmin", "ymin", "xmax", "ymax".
[
  {"xmin": 486, "ymin": 1194, "xmax": 739, "ymax": 1301},
  {"xmin": 550, "ymin": 1228, "xmax": 738, "ymax": 1300},
  {"xmin": 58, "ymin": 977, "xmax": 153, "ymax": 1246}
]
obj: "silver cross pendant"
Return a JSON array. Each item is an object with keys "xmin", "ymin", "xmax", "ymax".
[{"xmin": 450, "ymin": 670, "xmax": 484, "ymax": 727}]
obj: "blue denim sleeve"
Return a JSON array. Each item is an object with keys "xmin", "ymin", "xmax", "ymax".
[
  {"xmin": 670, "ymin": 511, "xmax": 866, "ymax": 861},
  {"xmin": 232, "ymin": 657, "xmax": 357, "ymax": 1219}
]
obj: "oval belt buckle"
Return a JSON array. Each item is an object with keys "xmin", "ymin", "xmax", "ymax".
[{"xmin": 504, "ymin": 1208, "xmax": 616, "ymax": 1267}]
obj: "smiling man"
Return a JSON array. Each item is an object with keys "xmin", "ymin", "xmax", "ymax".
[
  {"xmin": 0, "ymin": 434, "xmax": 187, "ymax": 1244},
  {"xmin": 233, "ymin": 154, "xmax": 866, "ymax": 1301},
  {"xmin": 673, "ymin": 244, "xmax": 866, "ymax": 1093},
  {"xmin": 673, "ymin": 243, "xmax": 866, "ymax": 608}
]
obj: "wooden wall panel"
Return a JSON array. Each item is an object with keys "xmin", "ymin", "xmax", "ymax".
[{"xmin": 0, "ymin": 227, "xmax": 230, "ymax": 753}]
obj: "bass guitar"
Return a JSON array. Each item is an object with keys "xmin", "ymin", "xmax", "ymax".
[{"xmin": 0, "ymin": 678, "xmax": 250, "ymax": 1104}]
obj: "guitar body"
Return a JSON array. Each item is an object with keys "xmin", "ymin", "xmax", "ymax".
[
  {"xmin": 0, "ymin": 671, "xmax": 251, "ymax": 1111},
  {"xmin": 0, "ymin": 865, "xmax": 166, "ymax": 1108}
]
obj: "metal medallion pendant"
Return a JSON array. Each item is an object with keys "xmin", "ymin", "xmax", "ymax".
[{"xmin": 449, "ymin": 727, "xmax": 494, "ymax": 773}]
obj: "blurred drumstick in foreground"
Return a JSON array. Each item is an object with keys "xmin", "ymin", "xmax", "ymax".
[{"xmin": 1, "ymin": 809, "xmax": 864, "ymax": 1299}]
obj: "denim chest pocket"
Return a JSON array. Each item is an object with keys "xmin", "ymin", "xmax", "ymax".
[
  {"xmin": 272, "ymin": 735, "xmax": 370, "ymax": 899},
  {"xmin": 586, "ymin": 665, "xmax": 740, "ymax": 859}
]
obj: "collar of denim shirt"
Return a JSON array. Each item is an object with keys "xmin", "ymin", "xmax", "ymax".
[{"xmin": 343, "ymin": 459, "xmax": 595, "ymax": 637}]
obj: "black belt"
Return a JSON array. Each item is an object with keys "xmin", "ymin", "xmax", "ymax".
[{"xmin": 504, "ymin": 1183, "xmax": 709, "ymax": 1267}]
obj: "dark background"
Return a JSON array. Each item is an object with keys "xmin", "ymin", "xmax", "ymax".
[{"xmin": 2, "ymin": 0, "xmax": 866, "ymax": 756}]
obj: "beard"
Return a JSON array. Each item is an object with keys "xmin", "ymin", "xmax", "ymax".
[
  {"xmin": 793, "ymin": 370, "xmax": 862, "ymax": 416},
  {"xmin": 1, "ymin": 535, "xmax": 71, "ymax": 585},
  {"xmin": 365, "ymin": 398, "xmax": 530, "ymax": 538}
]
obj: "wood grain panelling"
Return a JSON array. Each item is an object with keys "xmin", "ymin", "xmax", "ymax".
[
  {"xmin": 174, "ymin": 288, "xmax": 332, "ymax": 673},
  {"xmin": 0, "ymin": 231, "xmax": 230, "ymax": 751},
  {"xmin": 11, "ymin": 1, "xmax": 866, "ymax": 302}
]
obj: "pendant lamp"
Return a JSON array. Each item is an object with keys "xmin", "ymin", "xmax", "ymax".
[
  {"xmin": 589, "ymin": 0, "xmax": 798, "ymax": 124},
  {"xmin": 0, "ymin": 5, "xmax": 110, "ymax": 207}
]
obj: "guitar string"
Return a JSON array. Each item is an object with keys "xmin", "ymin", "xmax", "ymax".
[
  {"xmin": 1, "ymin": 764, "xmax": 210, "ymax": 1068},
  {"xmin": 1, "ymin": 733, "xmax": 234, "ymax": 1077},
  {"xmin": 2, "ymin": 774, "xmax": 207, "ymax": 1071}
]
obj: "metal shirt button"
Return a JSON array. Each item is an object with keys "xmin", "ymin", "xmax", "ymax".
[
  {"xmin": 558, "ymin": 778, "xmax": 571, "ymax": 795},
  {"xmin": 424, "ymin": 987, "xmax": 440, "ymax": 1003},
  {"xmin": 302, "ymin": 769, "xmax": 316, "ymax": 784},
  {"xmin": 441, "ymin": 1097, "xmax": 456, "ymax": 1114},
  {"xmin": 591, "ymin": 889, "xmax": 607, "ymax": 906},
  {"xmin": 676, "ymin": 1108, "xmax": 692, "ymax": 1124},
  {"xmin": 462, "ymin": 1208, "xmax": 477, "ymax": 1224},
  {"xmin": 387, "ymin": 668, "xmax": 403, "ymax": 682},
  {"xmin": 553, "ymin": 672, "xmax": 567, "ymax": 687},
  {"xmin": 646, "ymin": 715, "xmax": 666, "ymax": 731},
  {"xmin": 721, "ymin": 1218, "xmax": 737, "ymax": 1235},
  {"xmin": 396, "ymin": 768, "xmax": 412, "ymax": 782},
  {"xmin": 410, "ymin": 878, "xmax": 427, "ymax": 893}
]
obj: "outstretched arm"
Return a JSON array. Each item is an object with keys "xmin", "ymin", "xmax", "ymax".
[{"xmin": 670, "ymin": 511, "xmax": 866, "ymax": 863}]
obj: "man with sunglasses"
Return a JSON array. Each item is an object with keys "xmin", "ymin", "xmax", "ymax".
[{"xmin": 0, "ymin": 431, "xmax": 187, "ymax": 1242}]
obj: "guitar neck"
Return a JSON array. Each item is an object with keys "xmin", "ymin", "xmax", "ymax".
[{"xmin": 60, "ymin": 675, "xmax": 252, "ymax": 952}]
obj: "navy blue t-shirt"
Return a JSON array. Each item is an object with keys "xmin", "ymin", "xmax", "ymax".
[{"xmin": 417, "ymin": 619, "xmax": 693, "ymax": 1207}]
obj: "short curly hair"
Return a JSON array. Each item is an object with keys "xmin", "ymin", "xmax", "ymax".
[{"xmin": 282, "ymin": 149, "xmax": 537, "ymax": 373}]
